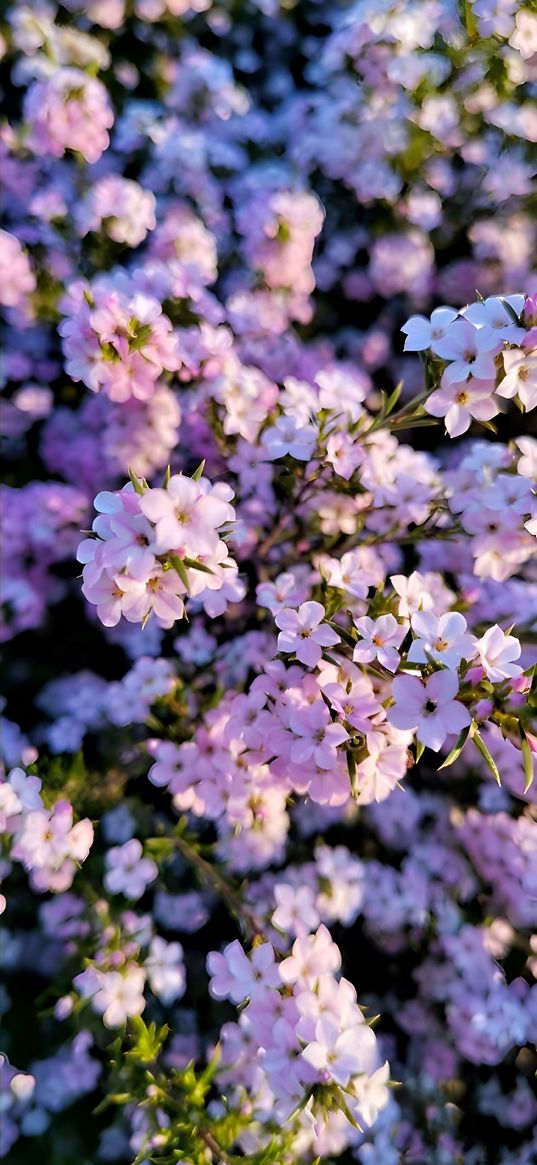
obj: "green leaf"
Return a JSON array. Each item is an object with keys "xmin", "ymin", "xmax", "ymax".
[
  {"xmin": 500, "ymin": 297, "xmax": 521, "ymax": 326},
  {"xmin": 347, "ymin": 750, "xmax": 357, "ymax": 796},
  {"xmin": 191, "ymin": 459, "xmax": 206, "ymax": 481},
  {"xmin": 126, "ymin": 1017, "xmax": 169, "ymax": 1065},
  {"xmin": 519, "ymin": 727, "xmax": 535, "ymax": 793},
  {"xmin": 129, "ymin": 323, "xmax": 153, "ymax": 351},
  {"xmin": 182, "ymin": 556, "xmax": 214, "ymax": 575},
  {"xmin": 162, "ymin": 465, "xmax": 171, "ymax": 488},
  {"xmin": 438, "ymin": 724, "xmax": 471, "ymax": 770},
  {"xmin": 472, "ymin": 725, "xmax": 501, "ymax": 785},
  {"xmin": 385, "ymin": 380, "xmax": 403, "ymax": 415},
  {"xmin": 336, "ymin": 1092, "xmax": 363, "ymax": 1133},
  {"xmin": 128, "ymin": 467, "xmax": 146, "ymax": 496},
  {"xmin": 168, "ymin": 555, "xmax": 190, "ymax": 593},
  {"xmin": 328, "ymin": 620, "xmax": 354, "ymax": 647},
  {"xmin": 415, "ymin": 740, "xmax": 425, "ymax": 762}
]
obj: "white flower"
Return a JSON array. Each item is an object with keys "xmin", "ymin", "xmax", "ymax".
[
  {"xmin": 407, "ymin": 610, "xmax": 475, "ymax": 669},
  {"xmin": 348, "ymin": 1060, "xmax": 391, "ymax": 1128},
  {"xmin": 301, "ymin": 1015, "xmax": 377, "ymax": 1087},
  {"xmin": 92, "ymin": 967, "xmax": 146, "ymax": 1028},
  {"xmin": 462, "ymin": 295, "xmax": 525, "ymax": 347},
  {"xmin": 260, "ymin": 414, "xmax": 317, "ymax": 462},
  {"xmin": 401, "ymin": 306, "xmax": 458, "ymax": 352},
  {"xmin": 433, "ymin": 319, "xmax": 498, "ymax": 383},
  {"xmin": 476, "ymin": 625, "xmax": 523, "ymax": 683},
  {"xmin": 145, "ymin": 936, "xmax": 186, "ymax": 1004},
  {"xmin": 272, "ymin": 884, "xmax": 321, "ymax": 936},
  {"xmin": 496, "ymin": 351, "xmax": 537, "ymax": 411}
]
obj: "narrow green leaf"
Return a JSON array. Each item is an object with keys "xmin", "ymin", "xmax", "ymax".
[
  {"xmin": 415, "ymin": 740, "xmax": 425, "ymax": 762},
  {"xmin": 385, "ymin": 381, "xmax": 403, "ymax": 415},
  {"xmin": 328, "ymin": 620, "xmax": 354, "ymax": 647},
  {"xmin": 191, "ymin": 459, "xmax": 206, "ymax": 481},
  {"xmin": 519, "ymin": 728, "xmax": 534, "ymax": 793},
  {"xmin": 376, "ymin": 390, "xmax": 387, "ymax": 423},
  {"xmin": 183, "ymin": 556, "xmax": 214, "ymax": 575},
  {"xmin": 500, "ymin": 298, "xmax": 521, "ymax": 326},
  {"xmin": 337, "ymin": 1093, "xmax": 363, "ymax": 1133},
  {"xmin": 472, "ymin": 726, "xmax": 501, "ymax": 785},
  {"xmin": 129, "ymin": 323, "xmax": 153, "ymax": 351},
  {"xmin": 162, "ymin": 464, "xmax": 171, "ymax": 488},
  {"xmin": 347, "ymin": 750, "xmax": 357, "ymax": 795},
  {"xmin": 168, "ymin": 555, "xmax": 190, "ymax": 593},
  {"xmin": 438, "ymin": 724, "xmax": 471, "ymax": 770},
  {"xmin": 128, "ymin": 466, "xmax": 146, "ymax": 496}
]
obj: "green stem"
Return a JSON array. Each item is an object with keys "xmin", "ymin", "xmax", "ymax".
[{"xmin": 173, "ymin": 832, "xmax": 263, "ymax": 939}]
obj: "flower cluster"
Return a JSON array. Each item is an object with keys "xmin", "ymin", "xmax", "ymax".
[
  {"xmin": 78, "ymin": 471, "xmax": 240, "ymax": 629},
  {"xmin": 404, "ymin": 294, "xmax": 537, "ymax": 435},
  {"xmin": 209, "ymin": 927, "xmax": 389, "ymax": 1130},
  {"xmin": 0, "ymin": 768, "xmax": 93, "ymax": 903},
  {"xmin": 59, "ymin": 274, "xmax": 181, "ymax": 402}
]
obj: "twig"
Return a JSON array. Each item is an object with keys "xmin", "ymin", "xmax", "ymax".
[{"xmin": 173, "ymin": 832, "xmax": 263, "ymax": 940}]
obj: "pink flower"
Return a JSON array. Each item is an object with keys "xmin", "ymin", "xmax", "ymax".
[
  {"xmin": 8, "ymin": 797, "xmax": 93, "ymax": 895},
  {"xmin": 119, "ymin": 567, "xmax": 186, "ymax": 628},
  {"xmin": 0, "ymin": 231, "xmax": 36, "ymax": 311},
  {"xmin": 509, "ymin": 9, "xmax": 537, "ymax": 58},
  {"xmin": 272, "ymin": 885, "xmax": 321, "ymax": 936},
  {"xmin": 353, "ymin": 614, "xmax": 406, "ymax": 672},
  {"xmin": 279, "ymin": 925, "xmax": 341, "ymax": 987},
  {"xmin": 104, "ymin": 839, "xmax": 158, "ymax": 900},
  {"xmin": 24, "ymin": 68, "xmax": 114, "ymax": 164},
  {"xmin": 287, "ymin": 700, "xmax": 349, "ymax": 769},
  {"xmin": 60, "ymin": 276, "xmax": 180, "ymax": 402},
  {"xmin": 275, "ymin": 602, "xmax": 340, "ymax": 667},
  {"xmin": 426, "ymin": 378, "xmax": 498, "ymax": 437},
  {"xmin": 475, "ymin": 625, "xmax": 523, "ymax": 683},
  {"xmin": 390, "ymin": 572, "xmax": 437, "ymax": 619},
  {"xmin": 387, "ymin": 670, "xmax": 471, "ymax": 751},
  {"xmin": 77, "ymin": 176, "xmax": 157, "ymax": 247},
  {"xmin": 76, "ymin": 966, "xmax": 146, "ymax": 1028},
  {"xmin": 139, "ymin": 475, "xmax": 234, "ymax": 556},
  {"xmin": 207, "ymin": 940, "xmax": 280, "ymax": 1004}
]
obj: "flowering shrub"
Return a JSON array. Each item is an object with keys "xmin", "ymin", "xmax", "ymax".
[{"xmin": 1, "ymin": 2, "xmax": 536, "ymax": 1164}]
